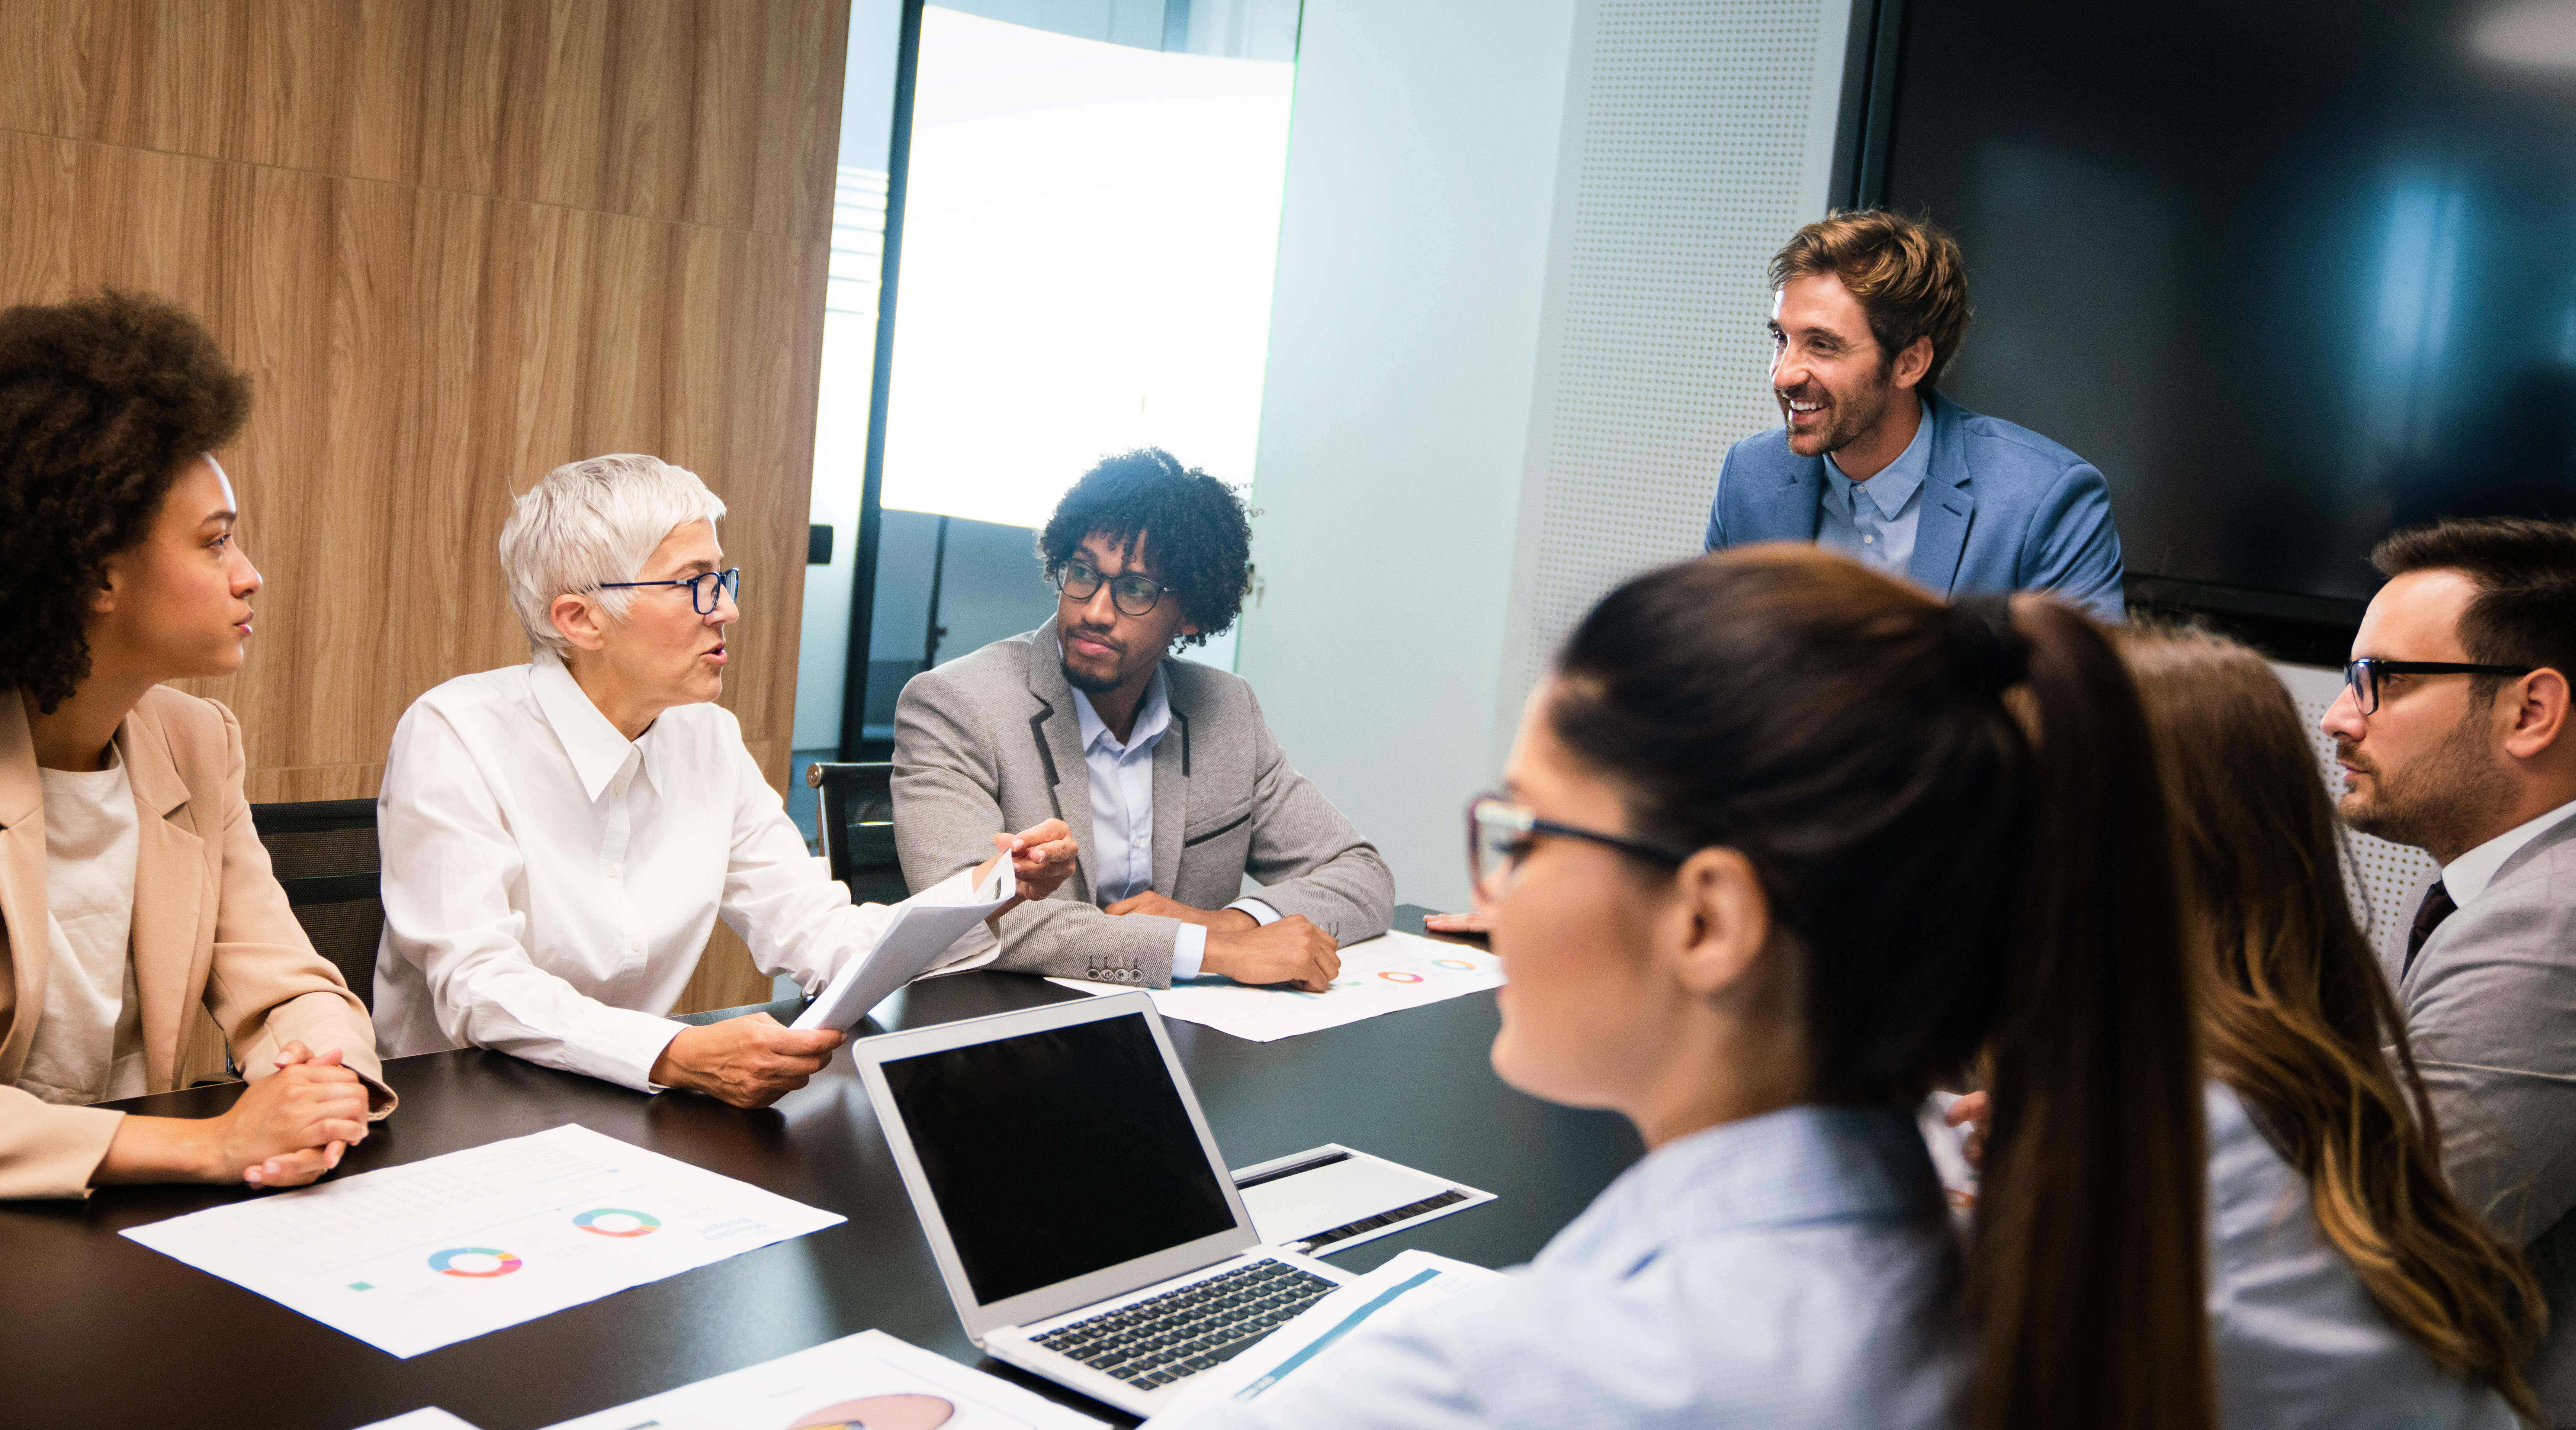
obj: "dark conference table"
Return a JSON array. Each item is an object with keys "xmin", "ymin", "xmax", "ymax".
[{"xmin": 0, "ymin": 909, "xmax": 1642, "ymax": 1430}]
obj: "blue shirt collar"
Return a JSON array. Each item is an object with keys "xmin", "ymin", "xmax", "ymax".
[
  {"xmin": 1824, "ymin": 397, "xmax": 1933, "ymax": 520},
  {"xmin": 1070, "ymin": 662, "xmax": 1171, "ymax": 758},
  {"xmin": 1537, "ymin": 1104, "xmax": 1944, "ymax": 1275}
]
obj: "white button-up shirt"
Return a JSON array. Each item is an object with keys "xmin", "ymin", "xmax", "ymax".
[
  {"xmin": 372, "ymin": 654, "xmax": 979, "ymax": 1091},
  {"xmin": 1151, "ymin": 1105, "xmax": 1958, "ymax": 1430},
  {"xmin": 1068, "ymin": 664, "xmax": 1278, "ymax": 982}
]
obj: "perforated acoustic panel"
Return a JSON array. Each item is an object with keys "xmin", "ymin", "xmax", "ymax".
[
  {"xmin": 2270, "ymin": 662, "xmax": 2441, "ymax": 966},
  {"xmin": 1504, "ymin": 0, "xmax": 1852, "ymax": 712}
]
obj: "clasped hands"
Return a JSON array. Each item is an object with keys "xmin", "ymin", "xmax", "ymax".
[
  {"xmin": 1102, "ymin": 890, "xmax": 1342, "ymax": 993},
  {"xmin": 652, "ymin": 819, "xmax": 1083, "ymax": 1109},
  {"xmin": 93, "ymin": 1039, "xmax": 374, "ymax": 1190}
]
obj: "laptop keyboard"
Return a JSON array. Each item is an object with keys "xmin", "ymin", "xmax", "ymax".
[{"xmin": 1031, "ymin": 1258, "xmax": 1338, "ymax": 1390}]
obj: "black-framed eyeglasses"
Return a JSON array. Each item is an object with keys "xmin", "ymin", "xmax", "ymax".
[
  {"xmin": 1465, "ymin": 793, "xmax": 1697, "ymax": 903},
  {"xmin": 598, "ymin": 566, "xmax": 742, "ymax": 615},
  {"xmin": 1057, "ymin": 558, "xmax": 1176, "ymax": 618},
  {"xmin": 2341, "ymin": 657, "xmax": 2533, "ymax": 716}
]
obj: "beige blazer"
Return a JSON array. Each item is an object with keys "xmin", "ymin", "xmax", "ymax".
[{"xmin": 0, "ymin": 687, "xmax": 391, "ymax": 1198}]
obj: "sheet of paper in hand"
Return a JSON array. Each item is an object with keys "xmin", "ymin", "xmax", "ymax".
[{"xmin": 794, "ymin": 859, "xmax": 1016, "ymax": 1032}]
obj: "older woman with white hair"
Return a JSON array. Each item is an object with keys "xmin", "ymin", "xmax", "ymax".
[{"xmin": 372, "ymin": 454, "xmax": 1076, "ymax": 1107}]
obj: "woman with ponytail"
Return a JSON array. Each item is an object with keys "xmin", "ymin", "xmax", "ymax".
[
  {"xmin": 1150, "ymin": 547, "xmax": 2212, "ymax": 1430},
  {"xmin": 2126, "ymin": 627, "xmax": 2536, "ymax": 1427}
]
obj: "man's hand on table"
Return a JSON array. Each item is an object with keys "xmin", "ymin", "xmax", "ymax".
[
  {"xmin": 652, "ymin": 1014, "xmax": 844, "ymax": 1109},
  {"xmin": 1104, "ymin": 890, "xmax": 1248, "ymax": 930},
  {"xmin": 1421, "ymin": 909, "xmax": 1491, "ymax": 936},
  {"xmin": 1101, "ymin": 892, "xmax": 1340, "ymax": 991},
  {"xmin": 1204, "ymin": 916, "xmax": 1341, "ymax": 992}
]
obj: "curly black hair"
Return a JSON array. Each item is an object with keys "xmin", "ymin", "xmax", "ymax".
[
  {"xmin": 0, "ymin": 289, "xmax": 252, "ymax": 711},
  {"xmin": 1037, "ymin": 448, "xmax": 1251, "ymax": 647}
]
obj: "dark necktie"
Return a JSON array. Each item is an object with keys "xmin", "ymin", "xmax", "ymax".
[{"xmin": 2403, "ymin": 882, "xmax": 2458, "ymax": 977}]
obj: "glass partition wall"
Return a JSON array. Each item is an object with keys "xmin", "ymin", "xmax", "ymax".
[{"xmin": 798, "ymin": 0, "xmax": 1304, "ymax": 769}]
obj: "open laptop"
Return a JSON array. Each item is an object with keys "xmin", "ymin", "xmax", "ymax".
[{"xmin": 851, "ymin": 992, "xmax": 1352, "ymax": 1417}]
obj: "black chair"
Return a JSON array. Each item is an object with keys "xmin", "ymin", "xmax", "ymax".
[
  {"xmin": 804, "ymin": 761, "xmax": 910, "ymax": 907},
  {"xmin": 247, "ymin": 798, "xmax": 383, "ymax": 1009}
]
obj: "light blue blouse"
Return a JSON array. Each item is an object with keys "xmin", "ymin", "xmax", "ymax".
[
  {"xmin": 1148, "ymin": 1105, "xmax": 1960, "ymax": 1430},
  {"xmin": 2204, "ymin": 1082, "xmax": 2518, "ymax": 1430}
]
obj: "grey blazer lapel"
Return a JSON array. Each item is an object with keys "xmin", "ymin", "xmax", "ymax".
[
  {"xmin": 1026, "ymin": 635, "xmax": 1099, "ymax": 903},
  {"xmin": 1907, "ymin": 392, "xmax": 1975, "ymax": 596},
  {"xmin": 1152, "ymin": 690, "xmax": 1190, "ymax": 895},
  {"xmin": 2490, "ymin": 808, "xmax": 2576, "ymax": 893}
]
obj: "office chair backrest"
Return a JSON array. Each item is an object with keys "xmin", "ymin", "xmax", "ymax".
[
  {"xmin": 248, "ymin": 798, "xmax": 383, "ymax": 1009},
  {"xmin": 805, "ymin": 761, "xmax": 910, "ymax": 907}
]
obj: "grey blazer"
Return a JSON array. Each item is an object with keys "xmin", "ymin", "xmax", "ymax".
[
  {"xmin": 891, "ymin": 629, "xmax": 1395, "ymax": 985},
  {"xmin": 2387, "ymin": 808, "xmax": 2576, "ymax": 1424}
]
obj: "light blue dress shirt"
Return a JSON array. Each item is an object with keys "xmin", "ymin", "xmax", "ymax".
[
  {"xmin": 1070, "ymin": 666, "xmax": 1278, "ymax": 981},
  {"xmin": 1819, "ymin": 398, "xmax": 1931, "ymax": 578},
  {"xmin": 1151, "ymin": 1105, "xmax": 1959, "ymax": 1430},
  {"xmin": 2204, "ymin": 1082, "xmax": 2516, "ymax": 1429}
]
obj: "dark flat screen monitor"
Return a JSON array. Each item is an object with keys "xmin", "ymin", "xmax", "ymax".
[{"xmin": 1883, "ymin": 0, "xmax": 2576, "ymax": 624}]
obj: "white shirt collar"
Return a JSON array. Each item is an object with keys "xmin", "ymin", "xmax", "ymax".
[
  {"xmin": 529, "ymin": 651, "xmax": 645, "ymax": 803},
  {"xmin": 1070, "ymin": 663, "xmax": 1171, "ymax": 757},
  {"xmin": 2443, "ymin": 796, "xmax": 2576, "ymax": 907}
]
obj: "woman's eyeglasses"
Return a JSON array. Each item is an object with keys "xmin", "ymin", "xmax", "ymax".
[
  {"xmin": 1465, "ymin": 793, "xmax": 1695, "ymax": 902},
  {"xmin": 598, "ymin": 567, "xmax": 742, "ymax": 616}
]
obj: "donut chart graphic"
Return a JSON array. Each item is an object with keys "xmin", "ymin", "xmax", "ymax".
[
  {"xmin": 572, "ymin": 1207, "xmax": 662, "ymax": 1237},
  {"xmin": 427, "ymin": 1247, "xmax": 523, "ymax": 1278},
  {"xmin": 787, "ymin": 1395, "xmax": 955, "ymax": 1430},
  {"xmin": 1377, "ymin": 970, "xmax": 1426, "ymax": 984},
  {"xmin": 1430, "ymin": 959, "xmax": 1477, "ymax": 970}
]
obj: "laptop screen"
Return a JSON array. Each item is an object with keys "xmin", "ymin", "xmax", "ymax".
[{"xmin": 879, "ymin": 1009, "xmax": 1239, "ymax": 1304}]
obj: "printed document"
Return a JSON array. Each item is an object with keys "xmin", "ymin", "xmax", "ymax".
[
  {"xmin": 122, "ymin": 1123, "xmax": 844, "ymax": 1358},
  {"xmin": 542, "ymin": 1328, "xmax": 1106, "ymax": 1429},
  {"xmin": 1050, "ymin": 930, "xmax": 1503, "ymax": 1041},
  {"xmin": 794, "ymin": 860, "xmax": 1017, "ymax": 1032}
]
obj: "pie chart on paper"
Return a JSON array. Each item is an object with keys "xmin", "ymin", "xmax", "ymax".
[{"xmin": 787, "ymin": 1396, "xmax": 955, "ymax": 1430}]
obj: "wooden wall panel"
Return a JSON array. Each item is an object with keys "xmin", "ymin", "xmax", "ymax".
[
  {"xmin": 0, "ymin": 1, "xmax": 846, "ymax": 1011},
  {"xmin": 0, "ymin": 0, "xmax": 845, "ymax": 240}
]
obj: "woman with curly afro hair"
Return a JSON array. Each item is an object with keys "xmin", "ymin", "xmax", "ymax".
[{"xmin": 0, "ymin": 289, "xmax": 392, "ymax": 1199}]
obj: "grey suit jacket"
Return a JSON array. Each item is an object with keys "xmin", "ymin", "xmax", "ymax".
[
  {"xmin": 891, "ymin": 629, "xmax": 1395, "ymax": 985},
  {"xmin": 2388, "ymin": 808, "xmax": 2576, "ymax": 1424}
]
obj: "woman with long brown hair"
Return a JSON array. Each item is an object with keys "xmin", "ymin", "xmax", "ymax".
[
  {"xmin": 2127, "ymin": 627, "xmax": 2539, "ymax": 1425},
  {"xmin": 1154, "ymin": 547, "xmax": 2213, "ymax": 1430}
]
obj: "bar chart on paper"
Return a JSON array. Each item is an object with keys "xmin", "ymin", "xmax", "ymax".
[
  {"xmin": 1052, "ymin": 931, "xmax": 1505, "ymax": 1041},
  {"xmin": 121, "ymin": 1123, "xmax": 844, "ymax": 1357}
]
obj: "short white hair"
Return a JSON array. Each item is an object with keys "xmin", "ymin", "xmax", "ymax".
[{"xmin": 498, "ymin": 454, "xmax": 727, "ymax": 657}]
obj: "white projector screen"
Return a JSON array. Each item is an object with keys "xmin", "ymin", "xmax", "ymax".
[{"xmin": 879, "ymin": 7, "xmax": 1295, "ymax": 528}]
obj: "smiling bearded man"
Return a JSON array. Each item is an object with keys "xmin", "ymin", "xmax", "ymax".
[{"xmin": 1700, "ymin": 210, "xmax": 2127, "ymax": 622}]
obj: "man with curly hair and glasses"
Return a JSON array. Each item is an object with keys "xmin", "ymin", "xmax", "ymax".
[
  {"xmin": 0, "ymin": 290, "xmax": 392, "ymax": 1198},
  {"xmin": 894, "ymin": 448, "xmax": 1393, "ymax": 990}
]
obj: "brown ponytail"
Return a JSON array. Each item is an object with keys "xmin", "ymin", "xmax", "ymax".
[
  {"xmin": 1965, "ymin": 598, "xmax": 2212, "ymax": 1430},
  {"xmin": 1548, "ymin": 550, "xmax": 2210, "ymax": 1430}
]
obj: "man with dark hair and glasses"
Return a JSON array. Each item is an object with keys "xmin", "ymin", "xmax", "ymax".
[
  {"xmin": 893, "ymin": 448, "xmax": 1393, "ymax": 990},
  {"xmin": 2320, "ymin": 515, "xmax": 2576, "ymax": 1420}
]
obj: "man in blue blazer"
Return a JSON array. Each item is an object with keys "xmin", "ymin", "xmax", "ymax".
[{"xmin": 1702, "ymin": 212, "xmax": 2126, "ymax": 621}]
